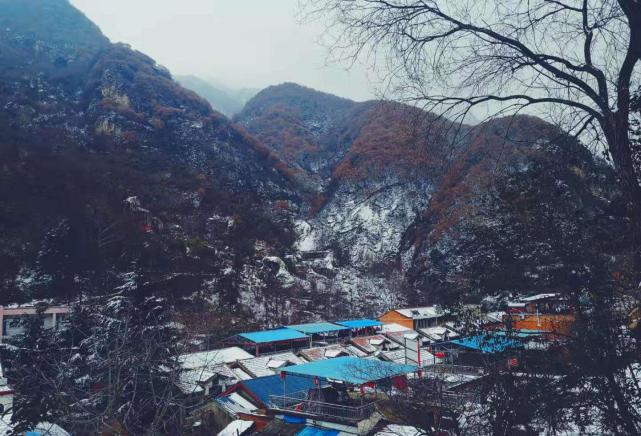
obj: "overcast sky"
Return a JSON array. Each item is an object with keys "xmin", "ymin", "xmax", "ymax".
[{"xmin": 69, "ymin": 0, "xmax": 377, "ymax": 101}]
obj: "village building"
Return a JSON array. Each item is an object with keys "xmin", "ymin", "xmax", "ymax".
[
  {"xmin": 508, "ymin": 293, "xmax": 569, "ymax": 314},
  {"xmin": 233, "ymin": 351, "xmax": 305, "ymax": 379},
  {"xmin": 268, "ymin": 356, "xmax": 418, "ymax": 435},
  {"xmin": 0, "ymin": 362, "xmax": 12, "ymax": 416},
  {"xmin": 0, "ymin": 303, "xmax": 71, "ymax": 344},
  {"xmin": 504, "ymin": 293, "xmax": 574, "ymax": 335},
  {"xmin": 418, "ymin": 326, "xmax": 460, "ymax": 344},
  {"xmin": 177, "ymin": 347, "xmax": 253, "ymax": 399},
  {"xmin": 297, "ymin": 344, "xmax": 362, "ymax": 362},
  {"xmin": 215, "ymin": 373, "xmax": 323, "ymax": 433},
  {"xmin": 434, "ymin": 332, "xmax": 524, "ymax": 367},
  {"xmin": 348, "ymin": 334, "xmax": 415, "ymax": 365},
  {"xmin": 379, "ymin": 306, "xmax": 444, "ymax": 330}
]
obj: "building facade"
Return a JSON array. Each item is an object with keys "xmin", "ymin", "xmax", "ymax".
[
  {"xmin": 379, "ymin": 306, "xmax": 444, "ymax": 330},
  {"xmin": 0, "ymin": 304, "xmax": 71, "ymax": 344}
]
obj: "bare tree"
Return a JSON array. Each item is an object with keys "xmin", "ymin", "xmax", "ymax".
[{"xmin": 304, "ymin": 0, "xmax": 641, "ymax": 256}]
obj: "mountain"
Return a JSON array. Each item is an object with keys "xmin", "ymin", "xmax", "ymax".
[
  {"xmin": 237, "ymin": 83, "xmax": 630, "ymax": 309},
  {"xmin": 175, "ymin": 75, "xmax": 256, "ymax": 117},
  {"xmin": 0, "ymin": 0, "xmax": 300, "ymax": 322},
  {"xmin": 401, "ymin": 117, "xmax": 631, "ymax": 304},
  {"xmin": 0, "ymin": 1, "xmax": 630, "ymax": 324}
]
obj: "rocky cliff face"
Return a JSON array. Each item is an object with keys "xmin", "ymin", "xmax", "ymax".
[{"xmin": 237, "ymin": 87, "xmax": 453, "ymax": 315}]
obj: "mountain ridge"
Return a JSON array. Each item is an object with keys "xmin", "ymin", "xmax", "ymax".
[
  {"xmin": 238, "ymin": 82, "xmax": 629, "ymax": 307},
  {"xmin": 175, "ymin": 75, "xmax": 256, "ymax": 117},
  {"xmin": 0, "ymin": 0, "xmax": 630, "ymax": 323}
]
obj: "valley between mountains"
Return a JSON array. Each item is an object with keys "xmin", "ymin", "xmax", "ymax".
[{"xmin": 0, "ymin": 0, "xmax": 630, "ymax": 331}]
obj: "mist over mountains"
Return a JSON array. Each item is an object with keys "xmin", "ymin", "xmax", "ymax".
[{"xmin": 175, "ymin": 75, "xmax": 258, "ymax": 117}]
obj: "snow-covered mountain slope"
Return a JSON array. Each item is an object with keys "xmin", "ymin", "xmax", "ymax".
[{"xmin": 299, "ymin": 176, "xmax": 433, "ymax": 266}]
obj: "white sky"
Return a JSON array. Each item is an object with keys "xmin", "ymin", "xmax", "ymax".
[{"xmin": 69, "ymin": 0, "xmax": 377, "ymax": 101}]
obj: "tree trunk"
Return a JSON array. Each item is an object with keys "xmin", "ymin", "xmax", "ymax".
[
  {"xmin": 604, "ymin": 116, "xmax": 641, "ymax": 278},
  {"xmin": 606, "ymin": 372, "xmax": 640, "ymax": 435}
]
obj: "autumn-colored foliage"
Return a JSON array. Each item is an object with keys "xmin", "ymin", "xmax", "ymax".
[
  {"xmin": 332, "ymin": 102, "xmax": 447, "ymax": 181},
  {"xmin": 274, "ymin": 200, "xmax": 291, "ymax": 211},
  {"xmin": 237, "ymin": 84, "xmax": 451, "ymax": 186},
  {"xmin": 308, "ymin": 193, "xmax": 328, "ymax": 217}
]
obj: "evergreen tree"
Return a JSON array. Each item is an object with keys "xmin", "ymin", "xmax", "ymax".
[
  {"xmin": 4, "ymin": 306, "xmax": 71, "ymax": 435},
  {"xmin": 5, "ymin": 277, "xmax": 185, "ymax": 435}
]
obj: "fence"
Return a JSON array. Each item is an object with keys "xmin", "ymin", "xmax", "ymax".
[
  {"xmin": 422, "ymin": 364, "xmax": 485, "ymax": 377},
  {"xmin": 268, "ymin": 390, "xmax": 378, "ymax": 422}
]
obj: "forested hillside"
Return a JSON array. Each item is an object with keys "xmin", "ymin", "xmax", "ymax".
[
  {"xmin": 0, "ymin": 0, "xmax": 631, "ymax": 323},
  {"xmin": 238, "ymin": 84, "xmax": 631, "ymax": 307},
  {"xmin": 0, "ymin": 0, "xmax": 299, "ymax": 322}
]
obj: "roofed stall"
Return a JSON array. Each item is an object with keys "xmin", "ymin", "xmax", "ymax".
[
  {"xmin": 269, "ymin": 357, "xmax": 417, "ymax": 426},
  {"xmin": 280, "ymin": 356, "xmax": 415, "ymax": 389},
  {"xmin": 335, "ymin": 319, "xmax": 383, "ymax": 337},
  {"xmin": 233, "ymin": 328, "xmax": 309, "ymax": 356},
  {"xmin": 285, "ymin": 322, "xmax": 349, "ymax": 346}
]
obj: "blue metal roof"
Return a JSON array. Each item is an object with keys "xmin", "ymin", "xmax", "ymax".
[
  {"xmin": 283, "ymin": 415, "xmax": 306, "ymax": 424},
  {"xmin": 449, "ymin": 334, "xmax": 523, "ymax": 353},
  {"xmin": 286, "ymin": 322, "xmax": 349, "ymax": 335},
  {"xmin": 239, "ymin": 328, "xmax": 309, "ymax": 344},
  {"xmin": 240, "ymin": 374, "xmax": 322, "ymax": 406},
  {"xmin": 281, "ymin": 356, "xmax": 416, "ymax": 385},
  {"xmin": 335, "ymin": 319, "xmax": 383, "ymax": 329},
  {"xmin": 297, "ymin": 427, "xmax": 340, "ymax": 436}
]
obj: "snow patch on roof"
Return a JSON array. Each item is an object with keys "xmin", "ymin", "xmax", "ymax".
[
  {"xmin": 381, "ymin": 323, "xmax": 412, "ymax": 333},
  {"xmin": 179, "ymin": 347, "xmax": 253, "ymax": 370},
  {"xmin": 217, "ymin": 419, "xmax": 254, "ymax": 436},
  {"xmin": 395, "ymin": 306, "xmax": 443, "ymax": 319}
]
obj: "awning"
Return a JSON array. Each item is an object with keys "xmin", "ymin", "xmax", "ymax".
[
  {"xmin": 335, "ymin": 319, "xmax": 383, "ymax": 329},
  {"xmin": 280, "ymin": 356, "xmax": 416, "ymax": 385},
  {"xmin": 286, "ymin": 322, "xmax": 349, "ymax": 335},
  {"xmin": 238, "ymin": 328, "xmax": 309, "ymax": 344}
]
